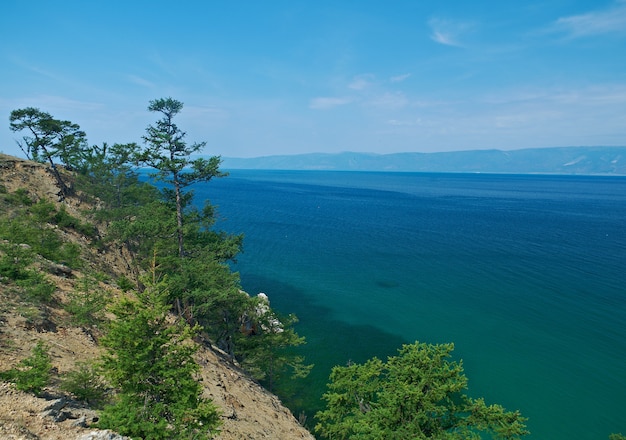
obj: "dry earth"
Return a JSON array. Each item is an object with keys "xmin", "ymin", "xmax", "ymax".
[{"xmin": 0, "ymin": 154, "xmax": 315, "ymax": 440}]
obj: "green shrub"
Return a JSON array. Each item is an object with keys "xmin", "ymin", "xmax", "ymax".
[
  {"xmin": 0, "ymin": 341, "xmax": 51, "ymax": 395},
  {"xmin": 60, "ymin": 362, "xmax": 106, "ymax": 405},
  {"xmin": 54, "ymin": 205, "xmax": 97, "ymax": 238},
  {"xmin": 30, "ymin": 200, "xmax": 57, "ymax": 223},
  {"xmin": 116, "ymin": 275, "xmax": 134, "ymax": 292},
  {"xmin": 64, "ymin": 277, "xmax": 107, "ymax": 327},
  {"xmin": 0, "ymin": 243, "xmax": 55, "ymax": 303},
  {"xmin": 0, "ymin": 243, "xmax": 33, "ymax": 281},
  {"xmin": 54, "ymin": 242, "xmax": 82, "ymax": 269},
  {"xmin": 18, "ymin": 273, "xmax": 56, "ymax": 302},
  {"xmin": 4, "ymin": 188, "xmax": 33, "ymax": 206}
]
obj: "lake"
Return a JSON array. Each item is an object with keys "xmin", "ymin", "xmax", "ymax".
[{"xmin": 197, "ymin": 170, "xmax": 626, "ymax": 439}]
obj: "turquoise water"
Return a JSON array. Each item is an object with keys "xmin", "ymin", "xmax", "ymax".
[{"xmin": 199, "ymin": 170, "xmax": 626, "ymax": 439}]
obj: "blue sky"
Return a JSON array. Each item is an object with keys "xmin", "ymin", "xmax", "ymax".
[{"xmin": 1, "ymin": 1, "xmax": 625, "ymax": 158}]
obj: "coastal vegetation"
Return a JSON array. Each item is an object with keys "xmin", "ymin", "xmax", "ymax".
[
  {"xmin": 315, "ymin": 342, "xmax": 528, "ymax": 439},
  {"xmin": 2, "ymin": 99, "xmax": 312, "ymax": 438},
  {"xmin": 3, "ymin": 100, "xmax": 621, "ymax": 438}
]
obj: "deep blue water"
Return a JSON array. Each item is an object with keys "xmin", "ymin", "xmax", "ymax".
[{"xmin": 197, "ymin": 170, "xmax": 626, "ymax": 439}]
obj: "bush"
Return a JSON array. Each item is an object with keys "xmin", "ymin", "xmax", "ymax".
[
  {"xmin": 53, "ymin": 205, "xmax": 97, "ymax": 238},
  {"xmin": 0, "ymin": 243, "xmax": 33, "ymax": 282},
  {"xmin": 3, "ymin": 188, "xmax": 33, "ymax": 206},
  {"xmin": 30, "ymin": 200, "xmax": 57, "ymax": 223},
  {"xmin": 17, "ymin": 272, "xmax": 56, "ymax": 302},
  {"xmin": 54, "ymin": 242, "xmax": 82, "ymax": 269},
  {"xmin": 60, "ymin": 362, "xmax": 106, "ymax": 405},
  {"xmin": 116, "ymin": 275, "xmax": 134, "ymax": 292},
  {"xmin": 0, "ymin": 243, "xmax": 55, "ymax": 303},
  {"xmin": 0, "ymin": 341, "xmax": 51, "ymax": 395},
  {"xmin": 64, "ymin": 277, "xmax": 107, "ymax": 327}
]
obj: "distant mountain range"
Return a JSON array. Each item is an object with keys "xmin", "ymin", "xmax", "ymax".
[{"xmin": 220, "ymin": 147, "xmax": 626, "ymax": 175}]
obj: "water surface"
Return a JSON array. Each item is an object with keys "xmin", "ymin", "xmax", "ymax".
[{"xmin": 200, "ymin": 171, "xmax": 626, "ymax": 439}]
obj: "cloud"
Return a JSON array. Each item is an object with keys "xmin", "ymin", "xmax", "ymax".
[
  {"xmin": 9, "ymin": 95, "xmax": 104, "ymax": 113},
  {"xmin": 428, "ymin": 18, "xmax": 473, "ymax": 47},
  {"xmin": 127, "ymin": 74, "xmax": 156, "ymax": 88},
  {"xmin": 183, "ymin": 105, "xmax": 230, "ymax": 127},
  {"xmin": 366, "ymin": 92, "xmax": 409, "ymax": 110},
  {"xmin": 309, "ymin": 97, "xmax": 352, "ymax": 110},
  {"xmin": 387, "ymin": 118, "xmax": 423, "ymax": 126},
  {"xmin": 552, "ymin": 1, "xmax": 626, "ymax": 38},
  {"xmin": 390, "ymin": 73, "xmax": 411, "ymax": 83},
  {"xmin": 348, "ymin": 74, "xmax": 374, "ymax": 90}
]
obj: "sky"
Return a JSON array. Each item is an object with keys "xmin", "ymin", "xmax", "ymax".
[{"xmin": 1, "ymin": 0, "xmax": 625, "ymax": 158}]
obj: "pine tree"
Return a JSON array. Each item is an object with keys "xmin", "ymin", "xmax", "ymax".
[
  {"xmin": 315, "ymin": 341, "xmax": 528, "ymax": 439},
  {"xmin": 138, "ymin": 97, "xmax": 225, "ymax": 258},
  {"xmin": 9, "ymin": 107, "xmax": 88, "ymax": 197},
  {"xmin": 98, "ymin": 276, "xmax": 221, "ymax": 439}
]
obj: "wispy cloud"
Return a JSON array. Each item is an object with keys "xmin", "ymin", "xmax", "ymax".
[
  {"xmin": 428, "ymin": 18, "xmax": 474, "ymax": 47},
  {"xmin": 366, "ymin": 92, "xmax": 409, "ymax": 110},
  {"xmin": 387, "ymin": 118, "xmax": 423, "ymax": 126},
  {"xmin": 127, "ymin": 74, "xmax": 156, "ymax": 88},
  {"xmin": 14, "ymin": 95, "xmax": 104, "ymax": 113},
  {"xmin": 309, "ymin": 97, "xmax": 352, "ymax": 110},
  {"xmin": 348, "ymin": 74, "xmax": 374, "ymax": 91},
  {"xmin": 390, "ymin": 73, "xmax": 411, "ymax": 83},
  {"xmin": 551, "ymin": 1, "xmax": 626, "ymax": 38},
  {"xmin": 183, "ymin": 105, "xmax": 230, "ymax": 127}
]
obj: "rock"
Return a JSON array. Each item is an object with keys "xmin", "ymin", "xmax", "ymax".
[
  {"xmin": 76, "ymin": 430, "xmax": 131, "ymax": 440},
  {"xmin": 48, "ymin": 262, "xmax": 73, "ymax": 277},
  {"xmin": 72, "ymin": 415, "xmax": 88, "ymax": 428},
  {"xmin": 43, "ymin": 397, "xmax": 68, "ymax": 412}
]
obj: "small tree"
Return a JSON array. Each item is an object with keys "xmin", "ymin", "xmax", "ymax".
[
  {"xmin": 315, "ymin": 341, "xmax": 528, "ymax": 440},
  {"xmin": 0, "ymin": 341, "xmax": 51, "ymax": 396},
  {"xmin": 139, "ymin": 97, "xmax": 226, "ymax": 258},
  {"xmin": 98, "ymin": 277, "xmax": 221, "ymax": 439},
  {"xmin": 9, "ymin": 107, "xmax": 88, "ymax": 196}
]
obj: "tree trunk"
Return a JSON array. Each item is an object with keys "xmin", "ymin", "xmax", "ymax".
[
  {"xmin": 42, "ymin": 147, "xmax": 69, "ymax": 198},
  {"xmin": 174, "ymin": 175, "xmax": 184, "ymax": 258}
]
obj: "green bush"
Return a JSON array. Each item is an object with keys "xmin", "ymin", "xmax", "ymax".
[
  {"xmin": 0, "ymin": 243, "xmax": 55, "ymax": 303},
  {"xmin": 64, "ymin": 277, "xmax": 107, "ymax": 326},
  {"xmin": 17, "ymin": 272, "xmax": 56, "ymax": 302},
  {"xmin": 3, "ymin": 188, "xmax": 33, "ymax": 206},
  {"xmin": 30, "ymin": 200, "xmax": 57, "ymax": 223},
  {"xmin": 116, "ymin": 275, "xmax": 134, "ymax": 292},
  {"xmin": 0, "ymin": 243, "xmax": 33, "ymax": 281},
  {"xmin": 53, "ymin": 205, "xmax": 97, "ymax": 238},
  {"xmin": 54, "ymin": 242, "xmax": 82, "ymax": 269},
  {"xmin": 60, "ymin": 362, "xmax": 106, "ymax": 405},
  {"xmin": 0, "ymin": 341, "xmax": 51, "ymax": 395}
]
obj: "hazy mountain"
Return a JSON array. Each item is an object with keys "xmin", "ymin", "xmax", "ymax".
[{"xmin": 220, "ymin": 147, "xmax": 626, "ymax": 175}]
